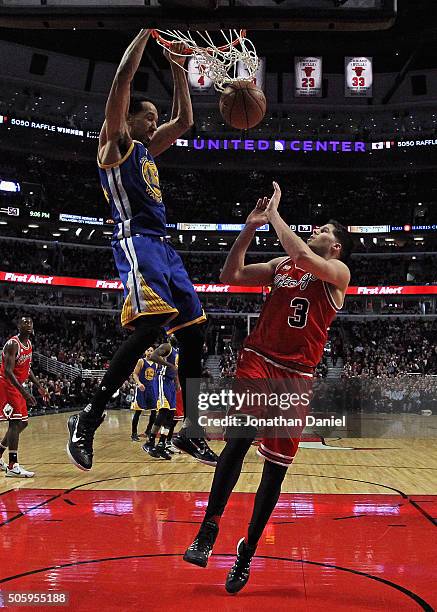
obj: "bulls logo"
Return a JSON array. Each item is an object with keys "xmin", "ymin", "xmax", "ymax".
[
  {"xmin": 353, "ymin": 66, "xmax": 365, "ymax": 77},
  {"xmin": 2, "ymin": 404, "xmax": 13, "ymax": 419},
  {"xmin": 303, "ymin": 66, "xmax": 315, "ymax": 77},
  {"xmin": 141, "ymin": 159, "xmax": 162, "ymax": 203}
]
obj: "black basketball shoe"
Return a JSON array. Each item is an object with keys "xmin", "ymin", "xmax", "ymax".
[
  {"xmin": 66, "ymin": 412, "xmax": 105, "ymax": 471},
  {"xmin": 183, "ymin": 519, "xmax": 219, "ymax": 568},
  {"xmin": 156, "ymin": 444, "xmax": 172, "ymax": 460},
  {"xmin": 172, "ymin": 431, "xmax": 218, "ymax": 466},
  {"xmin": 225, "ymin": 538, "xmax": 257, "ymax": 594},
  {"xmin": 142, "ymin": 443, "xmax": 162, "ymax": 459}
]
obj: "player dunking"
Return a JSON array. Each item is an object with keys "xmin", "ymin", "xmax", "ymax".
[
  {"xmin": 66, "ymin": 29, "xmax": 218, "ymax": 470},
  {"xmin": 0, "ymin": 317, "xmax": 48, "ymax": 478},
  {"xmin": 183, "ymin": 183, "xmax": 353, "ymax": 593}
]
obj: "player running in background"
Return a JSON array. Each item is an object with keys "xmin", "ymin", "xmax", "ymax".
[
  {"xmin": 183, "ymin": 183, "xmax": 353, "ymax": 593},
  {"xmin": 143, "ymin": 335, "xmax": 180, "ymax": 459},
  {"xmin": 0, "ymin": 316, "xmax": 48, "ymax": 478},
  {"xmin": 130, "ymin": 347, "xmax": 158, "ymax": 441},
  {"xmin": 66, "ymin": 29, "xmax": 218, "ymax": 471}
]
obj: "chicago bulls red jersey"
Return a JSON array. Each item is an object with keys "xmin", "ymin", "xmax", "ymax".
[
  {"xmin": 0, "ymin": 336, "xmax": 32, "ymax": 384},
  {"xmin": 245, "ymin": 258, "xmax": 342, "ymax": 374}
]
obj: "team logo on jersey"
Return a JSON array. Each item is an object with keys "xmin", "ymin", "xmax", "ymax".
[
  {"xmin": 274, "ymin": 272, "xmax": 317, "ymax": 291},
  {"xmin": 16, "ymin": 353, "xmax": 32, "ymax": 365},
  {"xmin": 141, "ymin": 159, "xmax": 162, "ymax": 203},
  {"xmin": 2, "ymin": 404, "xmax": 13, "ymax": 419},
  {"xmin": 145, "ymin": 367, "xmax": 155, "ymax": 381},
  {"xmin": 102, "ymin": 186, "xmax": 110, "ymax": 203}
]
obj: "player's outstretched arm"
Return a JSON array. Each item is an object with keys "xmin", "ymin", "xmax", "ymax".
[
  {"xmin": 148, "ymin": 43, "xmax": 193, "ymax": 157},
  {"xmin": 99, "ymin": 29, "xmax": 152, "ymax": 150},
  {"xmin": 265, "ymin": 182, "xmax": 350, "ymax": 291},
  {"xmin": 220, "ymin": 199, "xmax": 286, "ymax": 286}
]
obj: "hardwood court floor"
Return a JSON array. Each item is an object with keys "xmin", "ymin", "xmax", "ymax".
[{"xmin": 0, "ymin": 412, "xmax": 436, "ymax": 611}]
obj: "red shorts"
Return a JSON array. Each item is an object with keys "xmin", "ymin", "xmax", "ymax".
[
  {"xmin": 233, "ymin": 348, "xmax": 313, "ymax": 467},
  {"xmin": 175, "ymin": 389, "xmax": 184, "ymax": 421},
  {"xmin": 0, "ymin": 377, "xmax": 28, "ymax": 422}
]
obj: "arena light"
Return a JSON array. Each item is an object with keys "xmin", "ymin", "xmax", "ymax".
[
  {"xmin": 0, "ymin": 221, "xmax": 7, "ymax": 225},
  {"xmin": 28, "ymin": 224, "xmax": 39, "ymax": 229},
  {"xmin": 0, "ymin": 179, "xmax": 20, "ymax": 193}
]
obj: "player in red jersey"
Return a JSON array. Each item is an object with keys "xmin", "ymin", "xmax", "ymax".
[
  {"xmin": 0, "ymin": 317, "xmax": 48, "ymax": 478},
  {"xmin": 184, "ymin": 182, "xmax": 353, "ymax": 593}
]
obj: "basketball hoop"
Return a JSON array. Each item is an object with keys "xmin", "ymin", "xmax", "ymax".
[{"xmin": 151, "ymin": 29, "xmax": 259, "ymax": 92}]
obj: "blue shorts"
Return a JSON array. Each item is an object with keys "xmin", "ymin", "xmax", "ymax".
[
  {"xmin": 112, "ymin": 234, "xmax": 206, "ymax": 331},
  {"xmin": 131, "ymin": 381, "xmax": 158, "ymax": 411},
  {"xmin": 157, "ymin": 376, "xmax": 176, "ymax": 411}
]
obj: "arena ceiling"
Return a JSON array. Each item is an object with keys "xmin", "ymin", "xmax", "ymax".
[{"xmin": 0, "ymin": 1, "xmax": 436, "ymax": 73}]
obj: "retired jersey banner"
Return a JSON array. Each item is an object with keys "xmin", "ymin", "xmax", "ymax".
[
  {"xmin": 345, "ymin": 57, "xmax": 373, "ymax": 97},
  {"xmin": 237, "ymin": 57, "xmax": 266, "ymax": 90},
  {"xmin": 188, "ymin": 55, "xmax": 214, "ymax": 94},
  {"xmin": 294, "ymin": 57, "xmax": 322, "ymax": 97}
]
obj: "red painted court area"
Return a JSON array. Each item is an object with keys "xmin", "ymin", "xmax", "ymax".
[{"xmin": 0, "ymin": 489, "xmax": 436, "ymax": 611}]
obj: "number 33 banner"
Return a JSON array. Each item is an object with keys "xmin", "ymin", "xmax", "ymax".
[
  {"xmin": 345, "ymin": 57, "xmax": 373, "ymax": 97},
  {"xmin": 294, "ymin": 57, "xmax": 322, "ymax": 97}
]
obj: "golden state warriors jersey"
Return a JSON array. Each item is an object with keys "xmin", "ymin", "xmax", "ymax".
[
  {"xmin": 158, "ymin": 347, "xmax": 179, "ymax": 382},
  {"xmin": 98, "ymin": 140, "xmax": 166, "ymax": 239},
  {"xmin": 138, "ymin": 359, "xmax": 158, "ymax": 387}
]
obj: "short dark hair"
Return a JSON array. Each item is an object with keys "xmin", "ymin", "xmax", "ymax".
[
  {"xmin": 128, "ymin": 96, "xmax": 156, "ymax": 116},
  {"xmin": 328, "ymin": 219, "xmax": 353, "ymax": 263}
]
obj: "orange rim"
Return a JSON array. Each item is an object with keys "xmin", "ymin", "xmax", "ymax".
[{"xmin": 151, "ymin": 29, "xmax": 246, "ymax": 55}]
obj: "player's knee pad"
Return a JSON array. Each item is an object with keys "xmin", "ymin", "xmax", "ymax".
[
  {"xmin": 223, "ymin": 430, "xmax": 256, "ymax": 459},
  {"xmin": 155, "ymin": 408, "xmax": 171, "ymax": 428},
  {"xmin": 164, "ymin": 410, "xmax": 175, "ymax": 429},
  {"xmin": 262, "ymin": 458, "xmax": 288, "ymax": 484},
  {"xmin": 133, "ymin": 314, "xmax": 169, "ymax": 335},
  {"xmin": 174, "ymin": 322, "xmax": 205, "ymax": 351}
]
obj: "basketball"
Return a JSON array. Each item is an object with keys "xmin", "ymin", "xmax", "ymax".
[{"xmin": 219, "ymin": 80, "xmax": 267, "ymax": 130}]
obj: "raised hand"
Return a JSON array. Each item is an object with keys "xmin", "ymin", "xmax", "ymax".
[
  {"xmin": 246, "ymin": 196, "xmax": 269, "ymax": 229},
  {"xmin": 265, "ymin": 181, "xmax": 282, "ymax": 219},
  {"xmin": 164, "ymin": 42, "xmax": 190, "ymax": 67}
]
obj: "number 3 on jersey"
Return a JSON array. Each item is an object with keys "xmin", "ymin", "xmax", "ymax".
[{"xmin": 288, "ymin": 297, "xmax": 309, "ymax": 328}]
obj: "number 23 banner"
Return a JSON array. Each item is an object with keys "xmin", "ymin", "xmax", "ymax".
[
  {"xmin": 345, "ymin": 57, "xmax": 373, "ymax": 97},
  {"xmin": 294, "ymin": 57, "xmax": 322, "ymax": 97}
]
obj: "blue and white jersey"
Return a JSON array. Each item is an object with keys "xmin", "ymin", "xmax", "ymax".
[
  {"xmin": 98, "ymin": 140, "xmax": 167, "ymax": 240},
  {"xmin": 138, "ymin": 359, "xmax": 158, "ymax": 387},
  {"xmin": 157, "ymin": 347, "xmax": 179, "ymax": 382}
]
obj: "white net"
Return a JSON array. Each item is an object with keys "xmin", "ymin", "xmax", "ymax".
[{"xmin": 152, "ymin": 29, "xmax": 259, "ymax": 92}]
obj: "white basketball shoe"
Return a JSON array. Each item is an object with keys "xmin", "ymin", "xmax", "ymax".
[{"xmin": 5, "ymin": 463, "xmax": 35, "ymax": 478}]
